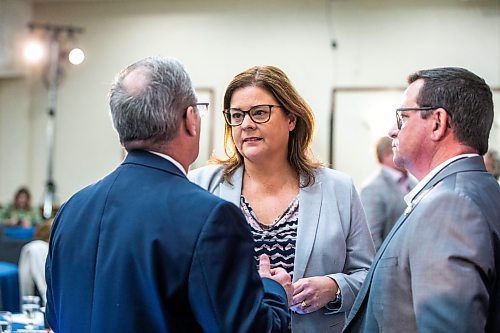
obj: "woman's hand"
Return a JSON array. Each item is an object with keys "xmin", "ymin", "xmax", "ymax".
[
  {"xmin": 19, "ymin": 218, "xmax": 31, "ymax": 228},
  {"xmin": 290, "ymin": 276, "xmax": 338, "ymax": 314},
  {"xmin": 3, "ymin": 218, "xmax": 17, "ymax": 226}
]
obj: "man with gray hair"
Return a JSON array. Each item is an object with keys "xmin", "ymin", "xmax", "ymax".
[
  {"xmin": 344, "ymin": 67, "xmax": 500, "ymax": 333},
  {"xmin": 45, "ymin": 56, "xmax": 292, "ymax": 332}
]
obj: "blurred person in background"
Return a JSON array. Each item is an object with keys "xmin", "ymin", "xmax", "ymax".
[
  {"xmin": 0, "ymin": 187, "xmax": 41, "ymax": 227},
  {"xmin": 189, "ymin": 65, "xmax": 375, "ymax": 332},
  {"xmin": 19, "ymin": 219, "xmax": 53, "ymax": 305},
  {"xmin": 45, "ymin": 56, "xmax": 292, "ymax": 333},
  {"xmin": 484, "ymin": 149, "xmax": 500, "ymax": 183},
  {"xmin": 360, "ymin": 136, "xmax": 416, "ymax": 250}
]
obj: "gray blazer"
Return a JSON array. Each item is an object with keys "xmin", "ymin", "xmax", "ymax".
[
  {"xmin": 189, "ymin": 165, "xmax": 375, "ymax": 333},
  {"xmin": 344, "ymin": 156, "xmax": 500, "ymax": 333},
  {"xmin": 360, "ymin": 168, "xmax": 417, "ymax": 250}
]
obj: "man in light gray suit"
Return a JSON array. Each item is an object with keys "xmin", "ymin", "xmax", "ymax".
[
  {"xmin": 344, "ymin": 67, "xmax": 500, "ymax": 333},
  {"xmin": 360, "ymin": 136, "xmax": 417, "ymax": 250}
]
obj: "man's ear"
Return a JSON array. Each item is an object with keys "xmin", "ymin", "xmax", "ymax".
[
  {"xmin": 184, "ymin": 106, "xmax": 198, "ymax": 137},
  {"xmin": 430, "ymin": 108, "xmax": 449, "ymax": 141}
]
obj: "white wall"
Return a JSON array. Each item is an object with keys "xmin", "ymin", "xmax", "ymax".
[
  {"xmin": 0, "ymin": 0, "xmax": 31, "ymax": 77},
  {"xmin": 0, "ymin": 78, "xmax": 33, "ymax": 200},
  {"xmin": 0, "ymin": 0, "xmax": 499, "ymax": 205}
]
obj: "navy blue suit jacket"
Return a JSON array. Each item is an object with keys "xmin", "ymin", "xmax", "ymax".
[{"xmin": 46, "ymin": 150, "xmax": 289, "ymax": 332}]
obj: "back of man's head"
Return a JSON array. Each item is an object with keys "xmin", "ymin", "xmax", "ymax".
[
  {"xmin": 407, "ymin": 67, "xmax": 493, "ymax": 155},
  {"xmin": 376, "ymin": 136, "xmax": 393, "ymax": 164},
  {"xmin": 109, "ymin": 56, "xmax": 197, "ymax": 145}
]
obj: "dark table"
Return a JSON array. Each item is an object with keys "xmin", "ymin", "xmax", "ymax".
[{"xmin": 0, "ymin": 262, "xmax": 20, "ymax": 312}]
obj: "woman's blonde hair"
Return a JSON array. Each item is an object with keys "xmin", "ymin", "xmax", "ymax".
[{"xmin": 215, "ymin": 65, "xmax": 322, "ymax": 187}]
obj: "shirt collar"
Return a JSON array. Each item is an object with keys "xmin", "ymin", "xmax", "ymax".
[
  {"xmin": 404, "ymin": 153, "xmax": 478, "ymax": 205},
  {"xmin": 148, "ymin": 151, "xmax": 186, "ymax": 176}
]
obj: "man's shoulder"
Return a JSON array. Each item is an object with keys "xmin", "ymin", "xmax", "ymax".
[
  {"xmin": 188, "ymin": 164, "xmax": 224, "ymax": 180},
  {"xmin": 188, "ymin": 164, "xmax": 227, "ymax": 191},
  {"xmin": 315, "ymin": 166, "xmax": 353, "ymax": 185},
  {"xmin": 360, "ymin": 169, "xmax": 391, "ymax": 191},
  {"xmin": 442, "ymin": 168, "xmax": 500, "ymax": 201},
  {"xmin": 415, "ymin": 168, "xmax": 500, "ymax": 225}
]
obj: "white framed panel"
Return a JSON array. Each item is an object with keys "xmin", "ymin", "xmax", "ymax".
[
  {"xmin": 330, "ymin": 87, "xmax": 500, "ymax": 190},
  {"xmin": 330, "ymin": 88, "xmax": 405, "ymax": 189},
  {"xmin": 490, "ymin": 89, "xmax": 500, "ymax": 154},
  {"xmin": 192, "ymin": 87, "xmax": 216, "ymax": 169}
]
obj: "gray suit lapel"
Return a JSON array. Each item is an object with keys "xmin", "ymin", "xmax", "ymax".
[
  {"xmin": 347, "ymin": 170, "xmax": 437, "ymax": 326},
  {"xmin": 345, "ymin": 211, "xmax": 410, "ymax": 328},
  {"xmin": 293, "ymin": 179, "xmax": 322, "ymax": 281},
  {"xmin": 219, "ymin": 167, "xmax": 244, "ymax": 206}
]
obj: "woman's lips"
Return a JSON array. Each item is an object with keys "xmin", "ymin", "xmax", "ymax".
[{"xmin": 243, "ymin": 137, "xmax": 262, "ymax": 143}]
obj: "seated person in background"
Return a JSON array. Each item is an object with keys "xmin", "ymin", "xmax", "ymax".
[
  {"xmin": 1, "ymin": 187, "xmax": 41, "ymax": 227},
  {"xmin": 18, "ymin": 219, "xmax": 52, "ymax": 305},
  {"xmin": 484, "ymin": 149, "xmax": 500, "ymax": 183},
  {"xmin": 360, "ymin": 136, "xmax": 417, "ymax": 250}
]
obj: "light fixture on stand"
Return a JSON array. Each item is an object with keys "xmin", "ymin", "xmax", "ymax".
[{"xmin": 25, "ymin": 22, "xmax": 85, "ymax": 219}]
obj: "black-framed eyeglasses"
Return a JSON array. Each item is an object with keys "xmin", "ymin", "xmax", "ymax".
[
  {"xmin": 395, "ymin": 107, "xmax": 440, "ymax": 130},
  {"xmin": 222, "ymin": 104, "xmax": 282, "ymax": 127},
  {"xmin": 195, "ymin": 102, "xmax": 209, "ymax": 118}
]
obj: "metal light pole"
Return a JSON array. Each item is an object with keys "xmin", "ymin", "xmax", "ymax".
[
  {"xmin": 42, "ymin": 28, "xmax": 60, "ymax": 219},
  {"xmin": 27, "ymin": 23, "xmax": 84, "ymax": 219}
]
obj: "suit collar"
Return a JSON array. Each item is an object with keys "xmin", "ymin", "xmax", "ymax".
[
  {"xmin": 122, "ymin": 150, "xmax": 186, "ymax": 179},
  {"xmin": 219, "ymin": 166, "xmax": 244, "ymax": 206},
  {"xmin": 148, "ymin": 151, "xmax": 186, "ymax": 175},
  {"xmin": 409, "ymin": 155, "xmax": 485, "ymax": 204}
]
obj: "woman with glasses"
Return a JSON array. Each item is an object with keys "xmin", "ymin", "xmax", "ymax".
[{"xmin": 188, "ymin": 65, "xmax": 374, "ymax": 332}]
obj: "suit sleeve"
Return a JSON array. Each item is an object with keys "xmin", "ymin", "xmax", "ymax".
[
  {"xmin": 188, "ymin": 200, "xmax": 290, "ymax": 333},
  {"xmin": 360, "ymin": 185, "xmax": 386, "ymax": 250},
  {"xmin": 329, "ymin": 183, "xmax": 376, "ymax": 313},
  {"xmin": 409, "ymin": 192, "xmax": 492, "ymax": 332},
  {"xmin": 45, "ymin": 202, "xmax": 67, "ymax": 332}
]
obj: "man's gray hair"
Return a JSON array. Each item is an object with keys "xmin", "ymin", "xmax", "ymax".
[{"xmin": 109, "ymin": 56, "xmax": 197, "ymax": 144}]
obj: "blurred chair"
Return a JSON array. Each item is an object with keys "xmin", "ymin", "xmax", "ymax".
[
  {"xmin": 0, "ymin": 225, "xmax": 31, "ymax": 264},
  {"xmin": 4, "ymin": 227, "xmax": 34, "ymax": 240},
  {"xmin": 18, "ymin": 220, "xmax": 52, "ymax": 305},
  {"xmin": 0, "ymin": 261, "xmax": 20, "ymax": 312}
]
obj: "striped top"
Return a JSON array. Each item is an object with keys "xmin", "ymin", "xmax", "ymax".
[{"xmin": 240, "ymin": 195, "xmax": 298, "ymax": 277}]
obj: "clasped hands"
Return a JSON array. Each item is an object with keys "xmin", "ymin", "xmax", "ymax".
[{"xmin": 258, "ymin": 254, "xmax": 338, "ymax": 314}]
